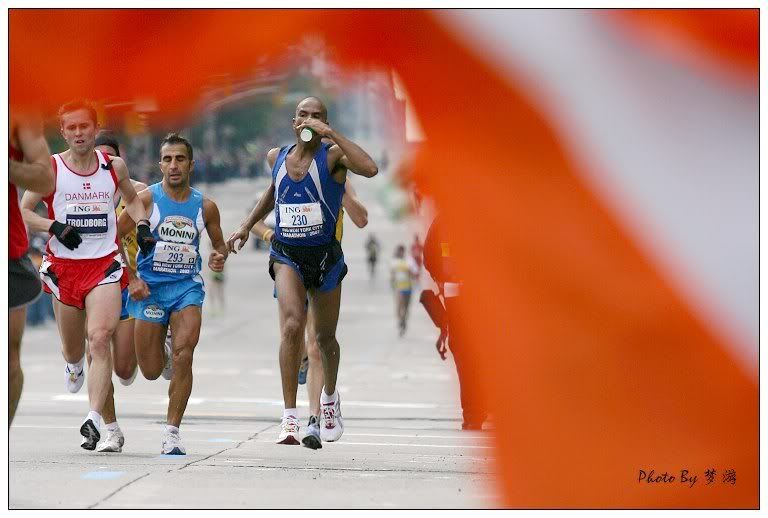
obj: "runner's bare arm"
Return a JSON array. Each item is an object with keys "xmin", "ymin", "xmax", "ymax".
[
  {"xmin": 250, "ymin": 219, "xmax": 274, "ymax": 242},
  {"xmin": 297, "ymin": 119, "xmax": 377, "ymax": 178},
  {"xmin": 329, "ymin": 136, "xmax": 377, "ymax": 178},
  {"xmin": 247, "ymin": 184, "xmax": 276, "ymax": 228},
  {"xmin": 20, "ymin": 191, "xmax": 54, "ymax": 233},
  {"xmin": 112, "ymin": 157, "xmax": 149, "ymax": 224},
  {"xmin": 226, "ymin": 147, "xmax": 279, "ymax": 253},
  {"xmin": 341, "ymin": 179, "xmax": 368, "ymax": 228},
  {"xmin": 117, "ymin": 189, "xmax": 153, "ymax": 238},
  {"xmin": 10, "ymin": 121, "xmax": 54, "ymax": 194},
  {"xmin": 244, "ymin": 147, "xmax": 280, "ymax": 225},
  {"xmin": 132, "ymin": 180, "xmax": 148, "ymax": 195},
  {"xmin": 204, "ymin": 198, "xmax": 228, "ymax": 272}
]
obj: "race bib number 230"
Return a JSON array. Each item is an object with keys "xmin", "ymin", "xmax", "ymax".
[{"xmin": 279, "ymin": 202, "xmax": 323, "ymax": 228}]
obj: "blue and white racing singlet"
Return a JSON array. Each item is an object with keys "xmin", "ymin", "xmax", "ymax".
[
  {"xmin": 272, "ymin": 143, "xmax": 344, "ymax": 247},
  {"xmin": 136, "ymin": 183, "xmax": 205, "ymax": 284}
]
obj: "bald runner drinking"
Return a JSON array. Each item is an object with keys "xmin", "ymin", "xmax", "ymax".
[{"xmin": 227, "ymin": 97, "xmax": 377, "ymax": 445}]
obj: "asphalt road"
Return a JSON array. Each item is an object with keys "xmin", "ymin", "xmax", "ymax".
[{"xmin": 9, "ymin": 175, "xmax": 496, "ymax": 509}]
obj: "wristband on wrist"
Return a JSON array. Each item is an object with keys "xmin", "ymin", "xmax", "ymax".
[{"xmin": 262, "ymin": 229, "xmax": 274, "ymax": 242}]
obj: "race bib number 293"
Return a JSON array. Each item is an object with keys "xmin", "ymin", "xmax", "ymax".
[{"xmin": 153, "ymin": 241, "xmax": 198, "ymax": 265}]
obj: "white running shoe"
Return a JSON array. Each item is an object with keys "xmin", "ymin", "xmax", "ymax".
[
  {"xmin": 276, "ymin": 416, "xmax": 300, "ymax": 445},
  {"xmin": 161, "ymin": 429, "xmax": 186, "ymax": 455},
  {"xmin": 320, "ymin": 391, "xmax": 344, "ymax": 442},
  {"xmin": 65, "ymin": 363, "xmax": 85, "ymax": 393},
  {"xmin": 80, "ymin": 418, "xmax": 100, "ymax": 451},
  {"xmin": 161, "ymin": 330, "xmax": 173, "ymax": 381},
  {"xmin": 96, "ymin": 428, "xmax": 125, "ymax": 453},
  {"xmin": 118, "ymin": 367, "xmax": 138, "ymax": 386}
]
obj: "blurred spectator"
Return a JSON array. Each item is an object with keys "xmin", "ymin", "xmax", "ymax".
[
  {"xmin": 195, "ymin": 150, "xmax": 209, "ymax": 184},
  {"xmin": 410, "ymin": 234, "xmax": 423, "ymax": 276},
  {"xmin": 420, "ymin": 215, "xmax": 487, "ymax": 430}
]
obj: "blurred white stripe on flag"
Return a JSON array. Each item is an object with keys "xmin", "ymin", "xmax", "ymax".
[{"xmin": 438, "ymin": 9, "xmax": 757, "ymax": 376}]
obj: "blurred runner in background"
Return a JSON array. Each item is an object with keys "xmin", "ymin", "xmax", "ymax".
[
  {"xmin": 390, "ymin": 244, "xmax": 417, "ymax": 337},
  {"xmin": 365, "ymin": 234, "xmax": 380, "ymax": 283}
]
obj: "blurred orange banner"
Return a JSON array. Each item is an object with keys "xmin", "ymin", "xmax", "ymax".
[{"xmin": 10, "ymin": 9, "xmax": 757, "ymax": 508}]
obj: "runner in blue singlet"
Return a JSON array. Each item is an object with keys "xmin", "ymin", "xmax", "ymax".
[
  {"xmin": 119, "ymin": 133, "xmax": 228, "ymax": 455},
  {"xmin": 227, "ymin": 97, "xmax": 378, "ymax": 446}
]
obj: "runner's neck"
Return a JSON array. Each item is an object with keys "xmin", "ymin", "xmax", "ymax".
[
  {"xmin": 63, "ymin": 149, "xmax": 97, "ymax": 174},
  {"xmin": 162, "ymin": 181, "xmax": 192, "ymax": 202},
  {"xmin": 294, "ymin": 140, "xmax": 320, "ymax": 157}
]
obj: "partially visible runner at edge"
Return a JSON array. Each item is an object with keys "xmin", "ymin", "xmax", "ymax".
[
  {"xmin": 390, "ymin": 244, "xmax": 417, "ymax": 337},
  {"xmin": 9, "ymin": 110, "xmax": 55, "ymax": 428}
]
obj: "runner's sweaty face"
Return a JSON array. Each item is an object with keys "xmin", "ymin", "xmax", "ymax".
[
  {"xmin": 159, "ymin": 143, "xmax": 194, "ymax": 188},
  {"xmin": 292, "ymin": 98, "xmax": 327, "ymax": 139},
  {"xmin": 60, "ymin": 109, "xmax": 97, "ymax": 156}
]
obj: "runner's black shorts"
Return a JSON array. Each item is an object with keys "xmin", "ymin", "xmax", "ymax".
[
  {"xmin": 9, "ymin": 254, "xmax": 42, "ymax": 310},
  {"xmin": 269, "ymin": 239, "xmax": 347, "ymax": 292}
]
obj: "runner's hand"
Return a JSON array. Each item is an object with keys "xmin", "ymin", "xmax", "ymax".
[
  {"xmin": 436, "ymin": 328, "xmax": 448, "ymax": 361},
  {"xmin": 49, "ymin": 221, "xmax": 82, "ymax": 250},
  {"xmin": 226, "ymin": 227, "xmax": 249, "ymax": 254},
  {"xmin": 129, "ymin": 277, "xmax": 150, "ymax": 301},
  {"xmin": 297, "ymin": 118, "xmax": 333, "ymax": 138},
  {"xmin": 136, "ymin": 221, "xmax": 156, "ymax": 255},
  {"xmin": 208, "ymin": 250, "xmax": 227, "ymax": 272}
]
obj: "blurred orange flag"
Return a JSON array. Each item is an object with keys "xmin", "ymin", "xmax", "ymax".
[{"xmin": 10, "ymin": 9, "xmax": 757, "ymax": 508}]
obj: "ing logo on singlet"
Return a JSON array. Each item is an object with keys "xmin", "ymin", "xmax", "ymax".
[{"xmin": 157, "ymin": 216, "xmax": 197, "ymax": 244}]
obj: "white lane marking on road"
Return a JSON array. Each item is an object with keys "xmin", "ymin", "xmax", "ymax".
[
  {"xmin": 345, "ymin": 433, "xmax": 487, "ymax": 440},
  {"xmin": 318, "ymin": 441, "xmax": 493, "ymax": 450},
  {"xmin": 251, "ymin": 438, "xmax": 492, "ymax": 449},
  {"xmin": 390, "ymin": 372, "xmax": 451, "ymax": 381},
  {"xmin": 13, "ymin": 426, "xmax": 488, "ymax": 450},
  {"xmin": 153, "ymin": 397, "xmax": 204, "ymax": 405},
  {"xmin": 81, "ymin": 471, "xmax": 125, "ymax": 480},
  {"xmin": 11, "ymin": 425, "xmax": 255, "ymax": 433},
  {"xmin": 249, "ymin": 368, "xmax": 276, "ymax": 376},
  {"xmin": 52, "ymin": 394, "xmax": 88, "ymax": 401},
  {"xmin": 49, "ymin": 395, "xmax": 441, "ymax": 409},
  {"xmin": 193, "ymin": 368, "xmax": 241, "ymax": 375}
]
